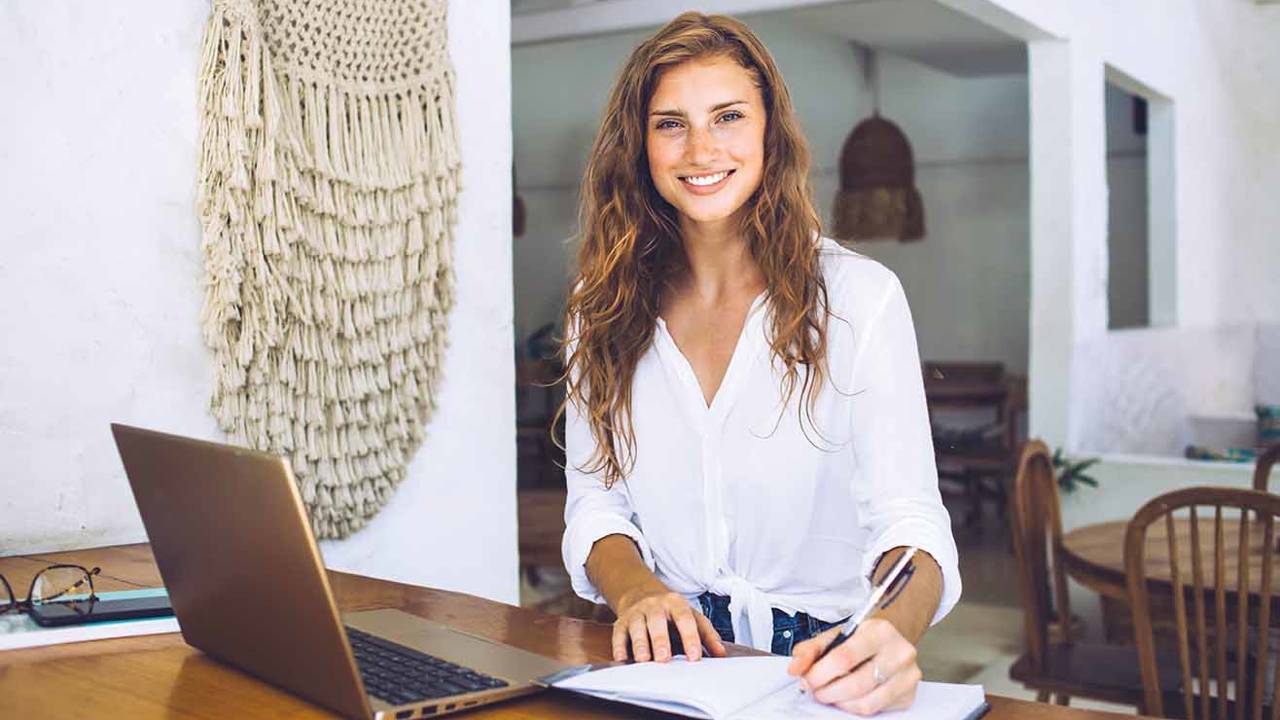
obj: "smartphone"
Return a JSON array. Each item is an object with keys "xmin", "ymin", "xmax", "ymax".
[{"xmin": 26, "ymin": 595, "xmax": 174, "ymax": 627}]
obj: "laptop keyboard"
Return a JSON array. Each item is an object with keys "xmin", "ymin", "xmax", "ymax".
[{"xmin": 346, "ymin": 627, "xmax": 509, "ymax": 705}]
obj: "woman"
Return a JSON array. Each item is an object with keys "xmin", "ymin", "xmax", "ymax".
[{"xmin": 558, "ymin": 12, "xmax": 960, "ymax": 715}]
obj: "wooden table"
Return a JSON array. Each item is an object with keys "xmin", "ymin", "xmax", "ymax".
[
  {"xmin": 1062, "ymin": 517, "xmax": 1277, "ymax": 601},
  {"xmin": 1062, "ymin": 517, "xmax": 1279, "ymax": 645},
  {"xmin": 0, "ymin": 544, "xmax": 1142, "ymax": 719}
]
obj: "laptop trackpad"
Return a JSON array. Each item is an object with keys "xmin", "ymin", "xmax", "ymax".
[{"xmin": 343, "ymin": 608, "xmax": 571, "ymax": 684}]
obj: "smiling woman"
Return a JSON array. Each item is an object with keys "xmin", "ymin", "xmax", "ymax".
[
  {"xmin": 557, "ymin": 12, "xmax": 960, "ymax": 717},
  {"xmin": 646, "ymin": 57, "xmax": 764, "ymax": 228}
]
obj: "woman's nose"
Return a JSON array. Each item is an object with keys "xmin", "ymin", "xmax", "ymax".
[{"xmin": 685, "ymin": 125, "xmax": 718, "ymax": 165}]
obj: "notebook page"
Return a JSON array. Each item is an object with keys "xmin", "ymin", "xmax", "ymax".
[
  {"xmin": 552, "ymin": 656, "xmax": 799, "ymax": 720},
  {"xmin": 738, "ymin": 679, "xmax": 987, "ymax": 720}
]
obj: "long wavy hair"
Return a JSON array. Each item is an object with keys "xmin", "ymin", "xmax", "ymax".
[{"xmin": 559, "ymin": 12, "xmax": 829, "ymax": 488}]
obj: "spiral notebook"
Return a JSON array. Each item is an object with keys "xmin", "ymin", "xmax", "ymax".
[{"xmin": 547, "ymin": 656, "xmax": 989, "ymax": 720}]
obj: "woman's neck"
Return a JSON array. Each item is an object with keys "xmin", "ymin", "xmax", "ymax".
[{"xmin": 676, "ymin": 216, "xmax": 764, "ymax": 303}]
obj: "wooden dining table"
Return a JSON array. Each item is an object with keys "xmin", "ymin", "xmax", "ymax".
[
  {"xmin": 1062, "ymin": 517, "xmax": 1277, "ymax": 601},
  {"xmin": 0, "ymin": 543, "xmax": 1148, "ymax": 719},
  {"xmin": 1061, "ymin": 516, "xmax": 1279, "ymax": 643}
]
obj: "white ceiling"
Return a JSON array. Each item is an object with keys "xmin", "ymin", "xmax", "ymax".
[
  {"xmin": 775, "ymin": 1, "xmax": 1025, "ymax": 76},
  {"xmin": 511, "ymin": 0, "xmax": 1027, "ymax": 77}
]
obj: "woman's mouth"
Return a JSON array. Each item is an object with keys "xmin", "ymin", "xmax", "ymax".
[{"xmin": 679, "ymin": 169, "xmax": 735, "ymax": 194}]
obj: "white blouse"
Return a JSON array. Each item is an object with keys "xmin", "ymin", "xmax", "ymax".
[{"xmin": 561, "ymin": 238, "xmax": 961, "ymax": 652}]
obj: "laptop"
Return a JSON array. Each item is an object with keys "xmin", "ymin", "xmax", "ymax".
[{"xmin": 111, "ymin": 423, "xmax": 573, "ymax": 720}]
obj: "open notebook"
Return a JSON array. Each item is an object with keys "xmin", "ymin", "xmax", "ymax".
[{"xmin": 548, "ymin": 656, "xmax": 988, "ymax": 720}]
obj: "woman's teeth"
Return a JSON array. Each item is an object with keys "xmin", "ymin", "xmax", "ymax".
[{"xmin": 682, "ymin": 170, "xmax": 730, "ymax": 186}]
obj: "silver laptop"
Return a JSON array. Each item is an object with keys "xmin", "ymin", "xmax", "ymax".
[{"xmin": 111, "ymin": 423, "xmax": 572, "ymax": 720}]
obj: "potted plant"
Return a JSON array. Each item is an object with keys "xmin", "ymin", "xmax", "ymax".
[{"xmin": 1052, "ymin": 447, "xmax": 1099, "ymax": 494}]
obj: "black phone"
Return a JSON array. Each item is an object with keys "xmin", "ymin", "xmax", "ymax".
[{"xmin": 26, "ymin": 595, "xmax": 174, "ymax": 627}]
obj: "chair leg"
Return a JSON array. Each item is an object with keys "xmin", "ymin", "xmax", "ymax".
[
  {"xmin": 1054, "ymin": 694, "xmax": 1070, "ymax": 706},
  {"xmin": 965, "ymin": 471, "xmax": 983, "ymax": 530},
  {"xmin": 1035, "ymin": 690, "xmax": 1051, "ymax": 703}
]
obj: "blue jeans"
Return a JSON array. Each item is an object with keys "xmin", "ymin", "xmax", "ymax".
[{"xmin": 697, "ymin": 592, "xmax": 846, "ymax": 656}]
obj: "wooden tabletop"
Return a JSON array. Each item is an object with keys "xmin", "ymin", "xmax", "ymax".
[
  {"xmin": 1062, "ymin": 517, "xmax": 1279, "ymax": 602},
  {"xmin": 0, "ymin": 544, "xmax": 1140, "ymax": 719}
]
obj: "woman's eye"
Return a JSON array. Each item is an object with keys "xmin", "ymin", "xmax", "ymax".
[
  {"xmin": 718, "ymin": 110, "xmax": 744, "ymax": 123},
  {"xmin": 655, "ymin": 119, "xmax": 682, "ymax": 131}
]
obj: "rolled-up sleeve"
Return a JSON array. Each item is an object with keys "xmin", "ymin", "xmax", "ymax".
[
  {"xmin": 848, "ymin": 274, "xmax": 961, "ymax": 625},
  {"xmin": 561, "ymin": 366, "xmax": 656, "ymax": 605}
]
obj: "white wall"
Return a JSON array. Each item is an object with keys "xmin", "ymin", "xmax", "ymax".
[
  {"xmin": 0, "ymin": 1, "xmax": 519, "ymax": 604},
  {"xmin": 1260, "ymin": 324, "xmax": 1280, "ymax": 406},
  {"xmin": 1015, "ymin": 0, "xmax": 1280, "ymax": 454}
]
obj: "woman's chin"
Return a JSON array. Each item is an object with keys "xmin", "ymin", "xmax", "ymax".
[{"xmin": 676, "ymin": 203, "xmax": 743, "ymax": 229}]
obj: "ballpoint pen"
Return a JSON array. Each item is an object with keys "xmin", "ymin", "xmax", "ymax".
[{"xmin": 813, "ymin": 546, "xmax": 919, "ymax": 664}]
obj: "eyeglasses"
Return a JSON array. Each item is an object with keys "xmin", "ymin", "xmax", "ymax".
[{"xmin": 0, "ymin": 564, "xmax": 101, "ymax": 614}]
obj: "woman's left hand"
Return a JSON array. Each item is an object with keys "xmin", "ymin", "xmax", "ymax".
[{"xmin": 786, "ymin": 618, "xmax": 922, "ymax": 716}]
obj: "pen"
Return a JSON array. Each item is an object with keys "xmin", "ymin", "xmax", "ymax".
[{"xmin": 813, "ymin": 546, "xmax": 918, "ymax": 664}]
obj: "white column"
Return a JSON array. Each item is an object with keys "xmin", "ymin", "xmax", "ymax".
[{"xmin": 1026, "ymin": 39, "xmax": 1075, "ymax": 449}]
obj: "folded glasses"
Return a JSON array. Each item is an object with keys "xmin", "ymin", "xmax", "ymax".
[{"xmin": 0, "ymin": 564, "xmax": 101, "ymax": 614}]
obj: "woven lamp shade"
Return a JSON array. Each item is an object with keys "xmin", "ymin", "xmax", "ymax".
[{"xmin": 832, "ymin": 115, "xmax": 925, "ymax": 243}]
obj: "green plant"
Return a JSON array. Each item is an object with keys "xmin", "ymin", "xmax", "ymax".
[{"xmin": 1052, "ymin": 447, "xmax": 1100, "ymax": 494}]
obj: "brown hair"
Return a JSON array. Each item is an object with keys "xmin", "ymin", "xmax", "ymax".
[{"xmin": 560, "ymin": 11, "xmax": 828, "ymax": 488}]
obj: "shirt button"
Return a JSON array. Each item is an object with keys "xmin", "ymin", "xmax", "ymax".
[{"xmin": 782, "ymin": 630, "xmax": 792, "ymax": 638}]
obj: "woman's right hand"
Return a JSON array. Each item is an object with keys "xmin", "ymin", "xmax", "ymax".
[{"xmin": 612, "ymin": 587, "xmax": 727, "ymax": 663}]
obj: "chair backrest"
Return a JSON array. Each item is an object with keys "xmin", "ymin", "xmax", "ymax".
[
  {"xmin": 1009, "ymin": 439, "xmax": 1072, "ymax": 671},
  {"xmin": 1255, "ymin": 444, "xmax": 1280, "ymax": 493},
  {"xmin": 1125, "ymin": 486, "xmax": 1280, "ymax": 719},
  {"xmin": 922, "ymin": 361, "xmax": 1005, "ymax": 385}
]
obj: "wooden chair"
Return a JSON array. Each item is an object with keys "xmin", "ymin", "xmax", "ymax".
[
  {"xmin": 1254, "ymin": 443, "xmax": 1280, "ymax": 492},
  {"xmin": 1008, "ymin": 439, "xmax": 1179, "ymax": 707},
  {"xmin": 515, "ymin": 357, "xmax": 565, "ymax": 489},
  {"xmin": 516, "ymin": 488, "xmax": 614, "ymax": 622},
  {"xmin": 1126, "ymin": 486, "xmax": 1280, "ymax": 718},
  {"xmin": 925, "ymin": 361, "xmax": 1024, "ymax": 527}
]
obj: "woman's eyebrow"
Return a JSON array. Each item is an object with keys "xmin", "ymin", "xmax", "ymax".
[{"xmin": 649, "ymin": 100, "xmax": 747, "ymax": 117}]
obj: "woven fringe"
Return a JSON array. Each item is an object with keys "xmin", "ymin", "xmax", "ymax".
[
  {"xmin": 196, "ymin": 0, "xmax": 460, "ymax": 538},
  {"xmin": 832, "ymin": 187, "xmax": 925, "ymax": 244}
]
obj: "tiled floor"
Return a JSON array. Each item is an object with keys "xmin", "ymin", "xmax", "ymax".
[{"xmin": 519, "ymin": 494, "xmax": 1139, "ymax": 714}]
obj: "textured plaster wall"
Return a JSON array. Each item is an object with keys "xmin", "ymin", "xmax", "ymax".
[
  {"xmin": 0, "ymin": 1, "xmax": 520, "ymax": 604},
  {"xmin": 1018, "ymin": 0, "xmax": 1280, "ymax": 453},
  {"xmin": 1259, "ymin": 325, "xmax": 1280, "ymax": 407}
]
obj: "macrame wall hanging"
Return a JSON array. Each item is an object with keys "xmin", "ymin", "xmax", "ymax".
[
  {"xmin": 832, "ymin": 47, "xmax": 925, "ymax": 244},
  {"xmin": 196, "ymin": 0, "xmax": 461, "ymax": 538}
]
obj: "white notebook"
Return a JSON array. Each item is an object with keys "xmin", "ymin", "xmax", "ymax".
[
  {"xmin": 0, "ymin": 588, "xmax": 179, "ymax": 651},
  {"xmin": 549, "ymin": 656, "xmax": 988, "ymax": 720}
]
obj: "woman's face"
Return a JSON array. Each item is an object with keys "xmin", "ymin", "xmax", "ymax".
[{"xmin": 646, "ymin": 55, "xmax": 766, "ymax": 234}]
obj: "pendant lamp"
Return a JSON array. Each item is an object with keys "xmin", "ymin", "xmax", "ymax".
[{"xmin": 832, "ymin": 48, "xmax": 925, "ymax": 243}]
